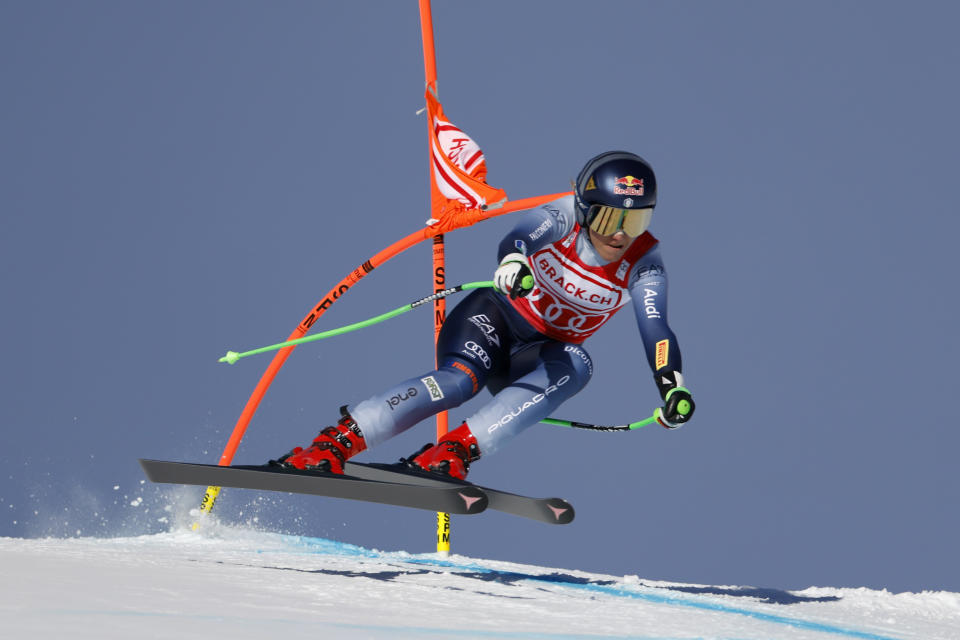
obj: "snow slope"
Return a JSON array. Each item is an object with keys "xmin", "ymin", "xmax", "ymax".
[{"xmin": 1, "ymin": 523, "xmax": 957, "ymax": 640}]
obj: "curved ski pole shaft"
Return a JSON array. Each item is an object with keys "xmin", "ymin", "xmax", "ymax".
[
  {"xmin": 540, "ymin": 410, "xmax": 659, "ymax": 432},
  {"xmin": 219, "ymin": 282, "xmax": 495, "ymax": 365}
]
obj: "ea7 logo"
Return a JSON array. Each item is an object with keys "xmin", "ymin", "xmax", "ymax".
[{"xmin": 468, "ymin": 314, "xmax": 501, "ymax": 347}]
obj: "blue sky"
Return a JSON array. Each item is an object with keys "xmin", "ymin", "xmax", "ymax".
[{"xmin": 2, "ymin": 1, "xmax": 958, "ymax": 593}]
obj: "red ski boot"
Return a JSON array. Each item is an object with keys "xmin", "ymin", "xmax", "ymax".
[
  {"xmin": 272, "ymin": 407, "xmax": 366, "ymax": 474},
  {"xmin": 408, "ymin": 423, "xmax": 481, "ymax": 480}
]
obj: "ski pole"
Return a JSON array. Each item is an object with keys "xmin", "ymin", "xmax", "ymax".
[
  {"xmin": 219, "ymin": 281, "xmax": 497, "ymax": 364},
  {"xmin": 221, "ymin": 278, "xmax": 664, "ymax": 434},
  {"xmin": 220, "ymin": 278, "xmax": 663, "ymax": 433},
  {"xmin": 540, "ymin": 410, "xmax": 661, "ymax": 432}
]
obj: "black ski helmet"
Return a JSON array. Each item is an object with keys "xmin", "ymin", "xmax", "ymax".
[{"xmin": 574, "ymin": 151, "xmax": 657, "ymax": 227}]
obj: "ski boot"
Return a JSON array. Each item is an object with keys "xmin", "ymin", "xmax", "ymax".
[
  {"xmin": 271, "ymin": 406, "xmax": 366, "ymax": 474},
  {"xmin": 406, "ymin": 422, "xmax": 480, "ymax": 480}
]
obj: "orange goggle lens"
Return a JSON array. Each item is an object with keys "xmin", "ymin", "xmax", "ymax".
[{"xmin": 587, "ymin": 206, "xmax": 653, "ymax": 237}]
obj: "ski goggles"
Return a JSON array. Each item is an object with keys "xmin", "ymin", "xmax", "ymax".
[{"xmin": 586, "ymin": 205, "xmax": 654, "ymax": 237}]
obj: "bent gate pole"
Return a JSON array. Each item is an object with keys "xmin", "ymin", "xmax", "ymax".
[{"xmin": 217, "ymin": 196, "xmax": 565, "ymax": 467}]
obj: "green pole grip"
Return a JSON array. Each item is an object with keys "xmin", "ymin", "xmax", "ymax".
[{"xmin": 540, "ymin": 410, "xmax": 658, "ymax": 431}]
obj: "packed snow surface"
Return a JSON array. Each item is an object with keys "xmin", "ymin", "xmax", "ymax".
[{"xmin": 1, "ymin": 524, "xmax": 957, "ymax": 639}]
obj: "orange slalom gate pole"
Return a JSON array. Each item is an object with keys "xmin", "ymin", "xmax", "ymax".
[
  {"xmin": 432, "ymin": 233, "xmax": 451, "ymax": 555},
  {"xmin": 419, "ymin": 0, "xmax": 438, "ymax": 89},
  {"xmin": 419, "ymin": 0, "xmax": 451, "ymax": 555}
]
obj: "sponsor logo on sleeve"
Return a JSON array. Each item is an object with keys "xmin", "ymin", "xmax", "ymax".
[
  {"xmin": 634, "ymin": 264, "xmax": 665, "ymax": 280},
  {"xmin": 655, "ymin": 339, "xmax": 670, "ymax": 370},
  {"xmin": 529, "ymin": 218, "xmax": 553, "ymax": 241},
  {"xmin": 643, "ymin": 288, "xmax": 661, "ymax": 319}
]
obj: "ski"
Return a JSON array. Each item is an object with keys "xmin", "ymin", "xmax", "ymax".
[
  {"xmin": 138, "ymin": 459, "xmax": 488, "ymax": 515},
  {"xmin": 343, "ymin": 461, "xmax": 575, "ymax": 525}
]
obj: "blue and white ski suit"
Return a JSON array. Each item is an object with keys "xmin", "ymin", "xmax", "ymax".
[{"xmin": 349, "ymin": 195, "xmax": 683, "ymax": 456}]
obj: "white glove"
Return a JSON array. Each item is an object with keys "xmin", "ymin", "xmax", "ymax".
[{"xmin": 494, "ymin": 253, "xmax": 535, "ymax": 299}]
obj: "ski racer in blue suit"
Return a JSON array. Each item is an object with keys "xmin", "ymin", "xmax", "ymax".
[{"xmin": 273, "ymin": 151, "xmax": 696, "ymax": 479}]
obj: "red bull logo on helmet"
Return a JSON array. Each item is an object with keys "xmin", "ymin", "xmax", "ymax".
[{"xmin": 614, "ymin": 175, "xmax": 644, "ymax": 196}]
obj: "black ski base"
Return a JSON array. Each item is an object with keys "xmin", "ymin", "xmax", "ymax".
[
  {"xmin": 138, "ymin": 458, "xmax": 574, "ymax": 525},
  {"xmin": 138, "ymin": 459, "xmax": 487, "ymax": 515},
  {"xmin": 344, "ymin": 461, "xmax": 575, "ymax": 525}
]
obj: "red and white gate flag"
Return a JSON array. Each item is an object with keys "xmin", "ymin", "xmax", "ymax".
[{"xmin": 426, "ymin": 88, "xmax": 508, "ymax": 231}]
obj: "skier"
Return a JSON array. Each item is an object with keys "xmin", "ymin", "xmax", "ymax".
[{"xmin": 272, "ymin": 151, "xmax": 696, "ymax": 479}]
